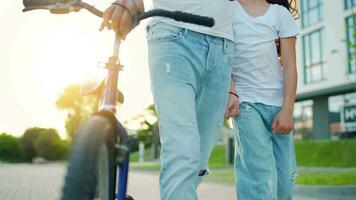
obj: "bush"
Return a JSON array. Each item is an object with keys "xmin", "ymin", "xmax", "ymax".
[
  {"xmin": 295, "ymin": 140, "xmax": 356, "ymax": 167},
  {"xmin": 21, "ymin": 128, "xmax": 42, "ymax": 162},
  {"xmin": 33, "ymin": 129, "xmax": 69, "ymax": 161},
  {"xmin": 0, "ymin": 133, "xmax": 25, "ymax": 162},
  {"xmin": 21, "ymin": 127, "xmax": 70, "ymax": 162},
  {"xmin": 210, "ymin": 140, "xmax": 356, "ymax": 167}
]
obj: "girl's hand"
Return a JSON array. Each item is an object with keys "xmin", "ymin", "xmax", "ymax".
[
  {"xmin": 272, "ymin": 108, "xmax": 293, "ymax": 134},
  {"xmin": 225, "ymin": 93, "xmax": 240, "ymax": 119}
]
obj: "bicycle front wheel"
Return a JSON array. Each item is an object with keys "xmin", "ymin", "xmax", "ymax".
[{"xmin": 61, "ymin": 115, "xmax": 117, "ymax": 200}]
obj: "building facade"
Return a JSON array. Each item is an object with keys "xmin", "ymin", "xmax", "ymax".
[{"xmin": 294, "ymin": 0, "xmax": 356, "ymax": 139}]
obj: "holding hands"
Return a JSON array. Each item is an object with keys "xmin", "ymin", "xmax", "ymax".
[{"xmin": 225, "ymin": 90, "xmax": 240, "ymax": 119}]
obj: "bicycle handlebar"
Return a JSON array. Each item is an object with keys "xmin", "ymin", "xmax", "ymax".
[
  {"xmin": 23, "ymin": 1, "xmax": 214, "ymax": 27},
  {"xmin": 78, "ymin": 2, "xmax": 214, "ymax": 27}
]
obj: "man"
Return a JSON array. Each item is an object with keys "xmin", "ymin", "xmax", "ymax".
[{"xmin": 101, "ymin": 0, "xmax": 238, "ymax": 199}]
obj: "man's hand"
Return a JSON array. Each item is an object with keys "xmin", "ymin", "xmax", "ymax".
[
  {"xmin": 100, "ymin": 0, "xmax": 144, "ymax": 38},
  {"xmin": 225, "ymin": 93, "xmax": 239, "ymax": 119},
  {"xmin": 272, "ymin": 108, "xmax": 293, "ymax": 134}
]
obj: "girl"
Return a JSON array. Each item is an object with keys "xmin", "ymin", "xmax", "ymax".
[{"xmin": 229, "ymin": 0, "xmax": 299, "ymax": 199}]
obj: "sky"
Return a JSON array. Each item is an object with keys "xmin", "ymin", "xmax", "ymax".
[{"xmin": 0, "ymin": 0, "xmax": 153, "ymax": 138}]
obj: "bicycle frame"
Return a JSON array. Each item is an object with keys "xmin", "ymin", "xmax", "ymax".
[{"xmin": 22, "ymin": 2, "xmax": 215, "ymax": 199}]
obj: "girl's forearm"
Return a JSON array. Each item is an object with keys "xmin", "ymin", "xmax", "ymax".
[
  {"xmin": 282, "ymin": 65, "xmax": 297, "ymax": 113},
  {"xmin": 280, "ymin": 37, "xmax": 298, "ymax": 113}
]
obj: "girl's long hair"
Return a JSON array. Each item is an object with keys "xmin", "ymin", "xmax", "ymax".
[{"xmin": 266, "ymin": 0, "xmax": 300, "ymax": 19}]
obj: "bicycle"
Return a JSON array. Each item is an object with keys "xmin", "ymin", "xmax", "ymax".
[{"xmin": 22, "ymin": 1, "xmax": 215, "ymax": 200}]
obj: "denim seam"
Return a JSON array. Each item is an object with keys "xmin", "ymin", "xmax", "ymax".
[
  {"xmin": 233, "ymin": 119, "xmax": 251, "ymax": 176},
  {"xmin": 199, "ymin": 42, "xmax": 211, "ymax": 91}
]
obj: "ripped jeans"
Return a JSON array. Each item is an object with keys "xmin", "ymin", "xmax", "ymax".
[
  {"xmin": 147, "ymin": 22, "xmax": 233, "ymax": 200},
  {"xmin": 233, "ymin": 102, "xmax": 297, "ymax": 200}
]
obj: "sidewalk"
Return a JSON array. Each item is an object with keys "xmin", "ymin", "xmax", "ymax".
[
  {"xmin": 0, "ymin": 163, "xmax": 355, "ymax": 200},
  {"xmin": 0, "ymin": 163, "xmax": 235, "ymax": 200},
  {"xmin": 294, "ymin": 185, "xmax": 356, "ymax": 200}
]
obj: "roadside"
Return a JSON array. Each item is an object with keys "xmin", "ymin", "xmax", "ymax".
[
  {"xmin": 0, "ymin": 163, "xmax": 235, "ymax": 200},
  {"xmin": 130, "ymin": 162, "xmax": 356, "ymax": 185},
  {"xmin": 1, "ymin": 163, "xmax": 355, "ymax": 200},
  {"xmin": 131, "ymin": 162, "xmax": 356, "ymax": 199}
]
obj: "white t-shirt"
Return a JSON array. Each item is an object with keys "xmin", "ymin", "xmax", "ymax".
[
  {"xmin": 150, "ymin": 0, "xmax": 234, "ymax": 41},
  {"xmin": 231, "ymin": 1, "xmax": 298, "ymax": 106}
]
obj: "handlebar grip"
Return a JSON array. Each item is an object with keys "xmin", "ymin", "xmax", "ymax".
[{"xmin": 137, "ymin": 9, "xmax": 215, "ymax": 27}]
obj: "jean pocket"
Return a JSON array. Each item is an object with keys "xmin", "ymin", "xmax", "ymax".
[{"xmin": 147, "ymin": 22, "xmax": 186, "ymax": 44}]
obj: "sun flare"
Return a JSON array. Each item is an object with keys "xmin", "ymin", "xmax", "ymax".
[{"xmin": 1, "ymin": 1, "xmax": 153, "ymax": 137}]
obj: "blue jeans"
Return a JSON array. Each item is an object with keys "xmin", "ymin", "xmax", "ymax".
[
  {"xmin": 233, "ymin": 102, "xmax": 297, "ymax": 200},
  {"xmin": 147, "ymin": 22, "xmax": 233, "ymax": 200}
]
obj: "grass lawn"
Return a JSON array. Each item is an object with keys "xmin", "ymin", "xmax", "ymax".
[
  {"xmin": 130, "ymin": 145, "xmax": 230, "ymax": 167},
  {"xmin": 129, "ymin": 140, "xmax": 356, "ymax": 185},
  {"xmin": 131, "ymin": 140, "xmax": 356, "ymax": 168},
  {"xmin": 296, "ymin": 171, "xmax": 356, "ymax": 185},
  {"xmin": 295, "ymin": 140, "xmax": 356, "ymax": 167},
  {"xmin": 207, "ymin": 169, "xmax": 356, "ymax": 185},
  {"xmin": 130, "ymin": 162, "xmax": 356, "ymax": 185},
  {"xmin": 208, "ymin": 140, "xmax": 356, "ymax": 168},
  {"xmin": 206, "ymin": 170, "xmax": 356, "ymax": 185}
]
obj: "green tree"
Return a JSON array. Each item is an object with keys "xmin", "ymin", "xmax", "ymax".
[
  {"xmin": 0, "ymin": 133, "xmax": 24, "ymax": 162},
  {"xmin": 21, "ymin": 127, "xmax": 70, "ymax": 162},
  {"xmin": 131, "ymin": 104, "xmax": 158, "ymax": 145},
  {"xmin": 33, "ymin": 129, "xmax": 69, "ymax": 160},
  {"xmin": 56, "ymin": 83, "xmax": 98, "ymax": 140},
  {"xmin": 129, "ymin": 104, "xmax": 160, "ymax": 159},
  {"xmin": 21, "ymin": 127, "xmax": 42, "ymax": 162}
]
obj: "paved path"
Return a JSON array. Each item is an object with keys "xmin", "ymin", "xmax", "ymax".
[
  {"xmin": 0, "ymin": 163, "xmax": 235, "ymax": 200},
  {"xmin": 0, "ymin": 164, "xmax": 63, "ymax": 200},
  {"xmin": 0, "ymin": 164, "xmax": 355, "ymax": 200}
]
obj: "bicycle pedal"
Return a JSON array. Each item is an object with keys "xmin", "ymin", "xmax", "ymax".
[
  {"xmin": 126, "ymin": 194, "xmax": 134, "ymax": 200},
  {"xmin": 115, "ymin": 144, "xmax": 129, "ymax": 163}
]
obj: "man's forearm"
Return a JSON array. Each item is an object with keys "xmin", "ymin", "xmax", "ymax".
[
  {"xmin": 101, "ymin": 0, "xmax": 145, "ymax": 36},
  {"xmin": 230, "ymin": 76, "xmax": 236, "ymax": 92},
  {"xmin": 115, "ymin": 0, "xmax": 145, "ymax": 13}
]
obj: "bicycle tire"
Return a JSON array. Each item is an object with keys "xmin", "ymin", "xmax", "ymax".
[{"xmin": 61, "ymin": 115, "xmax": 117, "ymax": 200}]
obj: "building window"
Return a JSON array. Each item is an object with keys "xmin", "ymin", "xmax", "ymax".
[
  {"xmin": 301, "ymin": 0, "xmax": 323, "ymax": 28},
  {"xmin": 303, "ymin": 29, "xmax": 325, "ymax": 83},
  {"xmin": 294, "ymin": 100, "xmax": 314, "ymax": 140},
  {"xmin": 346, "ymin": 15, "xmax": 356, "ymax": 73},
  {"xmin": 344, "ymin": 0, "xmax": 356, "ymax": 10}
]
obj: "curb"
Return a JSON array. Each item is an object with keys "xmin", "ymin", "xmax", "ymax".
[{"xmin": 295, "ymin": 185, "xmax": 356, "ymax": 198}]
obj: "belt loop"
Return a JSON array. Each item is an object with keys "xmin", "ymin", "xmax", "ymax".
[
  {"xmin": 204, "ymin": 34, "xmax": 209, "ymax": 44},
  {"xmin": 223, "ymin": 39, "xmax": 233, "ymax": 53},
  {"xmin": 183, "ymin": 28, "xmax": 188, "ymax": 37}
]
